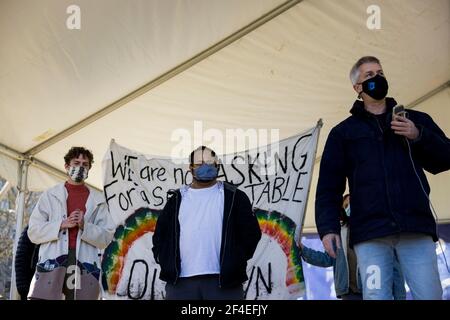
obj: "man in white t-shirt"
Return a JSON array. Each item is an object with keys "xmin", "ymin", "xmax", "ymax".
[{"xmin": 152, "ymin": 146, "xmax": 262, "ymax": 299}]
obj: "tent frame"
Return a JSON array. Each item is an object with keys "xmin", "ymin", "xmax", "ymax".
[{"xmin": 0, "ymin": 0, "xmax": 448, "ymax": 298}]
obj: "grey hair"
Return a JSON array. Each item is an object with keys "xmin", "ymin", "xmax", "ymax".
[{"xmin": 349, "ymin": 56, "xmax": 381, "ymax": 85}]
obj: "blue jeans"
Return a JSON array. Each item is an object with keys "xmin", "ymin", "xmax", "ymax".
[{"xmin": 354, "ymin": 233, "xmax": 442, "ymax": 300}]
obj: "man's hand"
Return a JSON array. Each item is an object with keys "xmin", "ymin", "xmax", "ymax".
[
  {"xmin": 71, "ymin": 209, "xmax": 85, "ymax": 230},
  {"xmin": 60, "ymin": 218, "xmax": 77, "ymax": 230},
  {"xmin": 391, "ymin": 116, "xmax": 419, "ymax": 140},
  {"xmin": 77, "ymin": 215, "xmax": 84, "ymax": 230},
  {"xmin": 322, "ymin": 233, "xmax": 341, "ymax": 259}
]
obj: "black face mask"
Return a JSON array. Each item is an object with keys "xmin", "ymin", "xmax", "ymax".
[{"xmin": 360, "ymin": 74, "xmax": 389, "ymax": 100}]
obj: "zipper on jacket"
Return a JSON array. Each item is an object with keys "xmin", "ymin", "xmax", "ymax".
[
  {"xmin": 371, "ymin": 115, "xmax": 401, "ymax": 229},
  {"xmin": 173, "ymin": 192, "xmax": 180, "ymax": 285},
  {"xmin": 219, "ymin": 187, "xmax": 236, "ymax": 288},
  {"xmin": 374, "ymin": 115, "xmax": 384, "ymax": 135}
]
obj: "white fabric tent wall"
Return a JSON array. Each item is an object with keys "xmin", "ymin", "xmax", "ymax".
[{"xmin": 0, "ymin": 0, "xmax": 286, "ymax": 152}]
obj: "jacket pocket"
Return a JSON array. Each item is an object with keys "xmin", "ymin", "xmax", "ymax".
[{"xmin": 345, "ymin": 132, "xmax": 377, "ymax": 166}]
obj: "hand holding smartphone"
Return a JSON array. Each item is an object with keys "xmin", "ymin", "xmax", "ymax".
[
  {"xmin": 392, "ymin": 104, "xmax": 406, "ymax": 120},
  {"xmin": 391, "ymin": 105, "xmax": 419, "ymax": 139}
]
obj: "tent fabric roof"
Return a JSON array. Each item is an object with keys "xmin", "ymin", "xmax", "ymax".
[{"xmin": 1, "ymin": 0, "xmax": 449, "ymax": 231}]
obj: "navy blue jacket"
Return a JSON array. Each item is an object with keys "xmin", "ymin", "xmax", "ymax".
[
  {"xmin": 316, "ymin": 97, "xmax": 450, "ymax": 246},
  {"xmin": 152, "ymin": 182, "xmax": 262, "ymax": 288}
]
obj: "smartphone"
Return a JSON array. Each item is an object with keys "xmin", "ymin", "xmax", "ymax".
[{"xmin": 392, "ymin": 104, "xmax": 406, "ymax": 119}]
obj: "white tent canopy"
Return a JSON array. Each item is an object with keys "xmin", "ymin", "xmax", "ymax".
[{"xmin": 1, "ymin": 0, "xmax": 449, "ymax": 233}]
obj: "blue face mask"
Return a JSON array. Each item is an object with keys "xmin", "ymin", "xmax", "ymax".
[{"xmin": 193, "ymin": 163, "xmax": 218, "ymax": 182}]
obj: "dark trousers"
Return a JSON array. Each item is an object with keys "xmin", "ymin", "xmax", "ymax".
[
  {"xmin": 165, "ymin": 274, "xmax": 243, "ymax": 300},
  {"xmin": 341, "ymin": 292, "xmax": 363, "ymax": 300}
]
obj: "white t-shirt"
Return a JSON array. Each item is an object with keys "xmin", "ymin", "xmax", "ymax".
[{"xmin": 178, "ymin": 182, "xmax": 224, "ymax": 278}]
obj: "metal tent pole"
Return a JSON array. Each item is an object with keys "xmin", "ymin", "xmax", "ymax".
[{"xmin": 0, "ymin": 181, "xmax": 11, "ymax": 200}]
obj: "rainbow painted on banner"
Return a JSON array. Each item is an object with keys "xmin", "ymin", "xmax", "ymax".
[
  {"xmin": 101, "ymin": 207, "xmax": 304, "ymax": 295},
  {"xmin": 255, "ymin": 209, "xmax": 304, "ymax": 293},
  {"xmin": 101, "ymin": 207, "xmax": 160, "ymax": 293}
]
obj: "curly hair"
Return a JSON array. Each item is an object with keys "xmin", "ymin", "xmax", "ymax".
[{"xmin": 64, "ymin": 147, "xmax": 94, "ymax": 168}]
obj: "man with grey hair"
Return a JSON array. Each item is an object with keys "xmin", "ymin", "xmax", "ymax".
[{"xmin": 315, "ymin": 56, "xmax": 450, "ymax": 299}]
